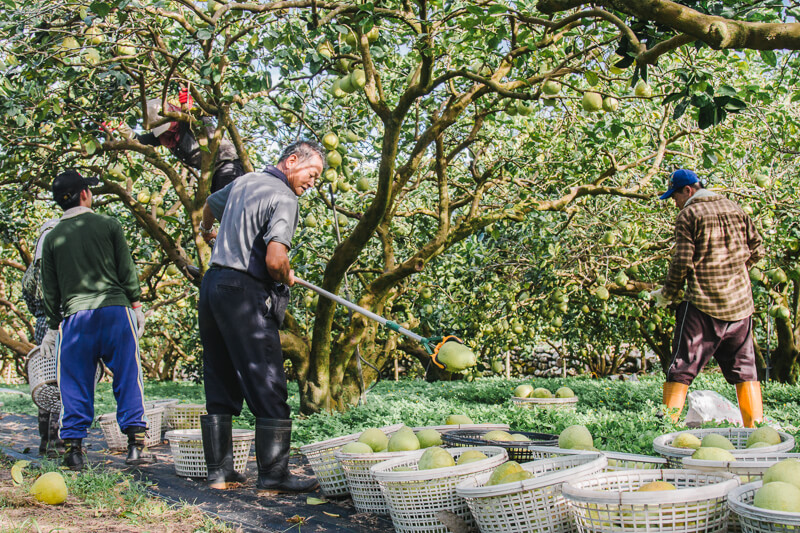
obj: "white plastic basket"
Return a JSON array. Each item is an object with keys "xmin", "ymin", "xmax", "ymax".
[
  {"xmin": 414, "ymin": 423, "xmax": 510, "ymax": 432},
  {"xmin": 562, "ymin": 469, "xmax": 740, "ymax": 533},
  {"xmin": 603, "ymin": 451, "xmax": 668, "ymax": 471},
  {"xmin": 653, "ymin": 428, "xmax": 796, "ymax": 467},
  {"xmin": 370, "ymin": 446, "xmax": 508, "ymax": 533},
  {"xmin": 165, "ymin": 428, "xmax": 254, "ymax": 478},
  {"xmin": 336, "ymin": 448, "xmax": 421, "ymax": 515},
  {"xmin": 144, "ymin": 399, "xmax": 179, "ymax": 434},
  {"xmin": 165, "ymin": 403, "xmax": 207, "ymax": 430},
  {"xmin": 97, "ymin": 407, "xmax": 165, "ymax": 451},
  {"xmin": 299, "ymin": 423, "xmax": 404, "ymax": 497},
  {"xmin": 511, "ymin": 395, "xmax": 578, "ymax": 411},
  {"xmin": 456, "ymin": 452, "xmax": 607, "ymax": 533},
  {"xmin": 728, "ymin": 480, "xmax": 800, "ymax": 533},
  {"xmin": 682, "ymin": 452, "xmax": 800, "ymax": 482},
  {"xmin": 27, "ymin": 345, "xmax": 102, "ymax": 413}
]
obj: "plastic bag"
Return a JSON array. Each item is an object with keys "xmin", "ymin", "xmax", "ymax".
[{"xmin": 685, "ymin": 390, "xmax": 743, "ymax": 427}]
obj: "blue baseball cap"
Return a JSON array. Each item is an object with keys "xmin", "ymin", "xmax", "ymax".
[{"xmin": 659, "ymin": 169, "xmax": 700, "ymax": 200}]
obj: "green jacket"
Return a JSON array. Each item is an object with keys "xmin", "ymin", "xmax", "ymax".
[{"xmin": 41, "ymin": 209, "xmax": 141, "ymax": 329}]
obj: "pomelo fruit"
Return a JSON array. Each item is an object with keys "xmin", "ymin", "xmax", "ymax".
[
  {"xmin": 542, "ymin": 80, "xmax": 561, "ymax": 95},
  {"xmin": 418, "ymin": 447, "xmax": 455, "ymax": 470},
  {"xmin": 555, "ymin": 387, "xmax": 575, "ymax": 398},
  {"xmin": 581, "ymin": 92, "xmax": 603, "ymax": 112},
  {"xmin": 322, "ymin": 132, "xmax": 339, "ymax": 151},
  {"xmin": 754, "ymin": 481, "xmax": 800, "ymax": 512},
  {"xmin": 357, "ymin": 428, "xmax": 389, "ymax": 452},
  {"xmin": 558, "ymin": 425, "xmax": 593, "ymax": 450},
  {"xmin": 672, "ymin": 432, "xmax": 702, "ymax": 450},
  {"xmin": 602, "ymin": 96, "xmax": 619, "ymax": 112},
  {"xmin": 340, "ymin": 442, "xmax": 373, "ymax": 454},
  {"xmin": 487, "ymin": 461, "xmax": 523, "ymax": 486},
  {"xmin": 483, "ymin": 430, "xmax": 514, "ymax": 442},
  {"xmin": 415, "ymin": 428, "xmax": 442, "ymax": 448},
  {"xmin": 456, "ymin": 450, "xmax": 488, "ymax": 465},
  {"xmin": 436, "ymin": 341, "xmax": 477, "ymax": 371},
  {"xmin": 637, "ymin": 481, "xmax": 677, "ymax": 492},
  {"xmin": 445, "ymin": 414, "xmax": 473, "ymax": 425},
  {"xmin": 510, "ymin": 433, "xmax": 530, "ymax": 442},
  {"xmin": 763, "ymin": 458, "xmax": 800, "ymax": 489},
  {"xmin": 387, "ymin": 428, "xmax": 420, "ymax": 452},
  {"xmin": 532, "ymin": 387, "xmax": 553, "ymax": 398},
  {"xmin": 746, "ymin": 427, "xmax": 781, "ymax": 448},
  {"xmin": 634, "ymin": 81, "xmax": 652, "ymax": 98},
  {"xmin": 690, "ymin": 447, "xmax": 736, "ymax": 461},
  {"xmin": 700, "ymin": 434, "xmax": 734, "ymax": 450},
  {"xmin": 30, "ymin": 472, "xmax": 68, "ymax": 505},
  {"xmin": 496, "ymin": 470, "xmax": 533, "ymax": 484},
  {"xmin": 747, "ymin": 441, "xmax": 772, "ymax": 449}
]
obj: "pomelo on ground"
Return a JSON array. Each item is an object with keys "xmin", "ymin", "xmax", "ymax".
[
  {"xmin": 690, "ymin": 447, "xmax": 736, "ymax": 461},
  {"xmin": 700, "ymin": 434, "xmax": 734, "ymax": 450},
  {"xmin": 483, "ymin": 430, "xmax": 514, "ymax": 442},
  {"xmin": 340, "ymin": 442, "xmax": 373, "ymax": 454},
  {"xmin": 445, "ymin": 414, "xmax": 473, "ymax": 425},
  {"xmin": 754, "ymin": 481, "xmax": 800, "ymax": 512},
  {"xmin": 30, "ymin": 472, "xmax": 68, "ymax": 505},
  {"xmin": 555, "ymin": 387, "xmax": 575, "ymax": 398},
  {"xmin": 357, "ymin": 428, "xmax": 389, "ymax": 452},
  {"xmin": 415, "ymin": 428, "xmax": 442, "ymax": 448},
  {"xmin": 418, "ymin": 447, "xmax": 455, "ymax": 470},
  {"xmin": 456, "ymin": 450, "xmax": 488, "ymax": 465},
  {"xmin": 746, "ymin": 427, "xmax": 781, "ymax": 448},
  {"xmin": 672, "ymin": 432, "xmax": 702, "ymax": 450},
  {"xmin": 763, "ymin": 458, "xmax": 800, "ymax": 489},
  {"xmin": 559, "ymin": 425, "xmax": 593, "ymax": 450}
]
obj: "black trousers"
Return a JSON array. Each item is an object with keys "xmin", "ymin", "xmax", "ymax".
[
  {"xmin": 199, "ymin": 268, "xmax": 290, "ymax": 419},
  {"xmin": 211, "ymin": 160, "xmax": 245, "ymax": 193}
]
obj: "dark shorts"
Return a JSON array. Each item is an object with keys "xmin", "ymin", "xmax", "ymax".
[{"xmin": 667, "ymin": 301, "xmax": 757, "ymax": 385}]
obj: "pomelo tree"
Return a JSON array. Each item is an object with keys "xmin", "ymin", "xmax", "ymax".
[{"xmin": 1, "ymin": 0, "xmax": 799, "ymax": 409}]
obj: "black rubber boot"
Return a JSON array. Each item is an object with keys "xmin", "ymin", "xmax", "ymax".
[
  {"xmin": 255, "ymin": 418, "xmax": 319, "ymax": 492},
  {"xmin": 62, "ymin": 438, "xmax": 86, "ymax": 471},
  {"xmin": 37, "ymin": 410, "xmax": 50, "ymax": 456},
  {"xmin": 201, "ymin": 414, "xmax": 247, "ymax": 489},
  {"xmin": 125, "ymin": 427, "xmax": 155, "ymax": 465}
]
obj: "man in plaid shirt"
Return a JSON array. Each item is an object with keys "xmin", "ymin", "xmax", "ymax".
[{"xmin": 651, "ymin": 169, "xmax": 765, "ymax": 427}]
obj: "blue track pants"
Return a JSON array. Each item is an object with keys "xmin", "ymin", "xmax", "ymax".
[{"xmin": 56, "ymin": 306, "xmax": 147, "ymax": 439}]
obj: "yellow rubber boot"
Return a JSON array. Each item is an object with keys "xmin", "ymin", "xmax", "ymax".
[
  {"xmin": 662, "ymin": 382, "xmax": 689, "ymax": 423},
  {"xmin": 735, "ymin": 381, "xmax": 763, "ymax": 428}
]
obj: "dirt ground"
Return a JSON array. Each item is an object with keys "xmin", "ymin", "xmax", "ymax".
[{"xmin": 0, "ymin": 412, "xmax": 394, "ymax": 533}]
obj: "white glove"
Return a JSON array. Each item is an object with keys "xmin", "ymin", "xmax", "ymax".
[
  {"xmin": 40, "ymin": 329, "xmax": 59, "ymax": 359},
  {"xmin": 117, "ymin": 122, "xmax": 134, "ymax": 139},
  {"xmin": 134, "ymin": 306, "xmax": 146, "ymax": 339},
  {"xmin": 650, "ymin": 288, "xmax": 670, "ymax": 309}
]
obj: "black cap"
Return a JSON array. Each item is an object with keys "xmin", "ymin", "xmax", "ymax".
[{"xmin": 52, "ymin": 170, "xmax": 99, "ymax": 208}]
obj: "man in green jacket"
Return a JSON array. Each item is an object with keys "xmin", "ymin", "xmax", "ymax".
[{"xmin": 40, "ymin": 170, "xmax": 153, "ymax": 469}]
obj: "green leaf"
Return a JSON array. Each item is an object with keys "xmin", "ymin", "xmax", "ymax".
[
  {"xmin": 307, "ymin": 497, "xmax": 328, "ymax": 505},
  {"xmin": 466, "ymin": 6, "xmax": 484, "ymax": 16},
  {"xmin": 488, "ymin": 4, "xmax": 506, "ymax": 15},
  {"xmin": 717, "ymin": 85, "xmax": 737, "ymax": 97},
  {"xmin": 89, "ymin": 1, "xmax": 111, "ymax": 17},
  {"xmin": 673, "ymin": 100, "xmax": 689, "ymax": 120},
  {"xmin": 760, "ymin": 50, "xmax": 777, "ymax": 67},
  {"xmin": 698, "ymin": 104, "xmax": 726, "ymax": 129},
  {"xmin": 584, "ymin": 71, "xmax": 599, "ymax": 87}
]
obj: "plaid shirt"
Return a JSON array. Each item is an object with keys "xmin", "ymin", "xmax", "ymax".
[{"xmin": 663, "ymin": 190, "xmax": 764, "ymax": 321}]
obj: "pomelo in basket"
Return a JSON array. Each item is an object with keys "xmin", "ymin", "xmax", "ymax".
[
  {"xmin": 532, "ymin": 387, "xmax": 553, "ymax": 398},
  {"xmin": 754, "ymin": 481, "xmax": 800, "ymax": 512},
  {"xmin": 690, "ymin": 447, "xmax": 736, "ymax": 461},
  {"xmin": 555, "ymin": 386, "xmax": 575, "ymax": 398},
  {"xmin": 510, "ymin": 433, "xmax": 530, "ymax": 442},
  {"xmin": 483, "ymin": 430, "xmax": 514, "ymax": 442},
  {"xmin": 415, "ymin": 428, "xmax": 442, "ymax": 448},
  {"xmin": 700, "ymin": 433, "xmax": 734, "ymax": 450},
  {"xmin": 456, "ymin": 450, "xmax": 488, "ymax": 465},
  {"xmin": 357, "ymin": 428, "xmax": 388, "ymax": 452},
  {"xmin": 445, "ymin": 414, "xmax": 473, "ymax": 425},
  {"xmin": 513, "ymin": 384, "xmax": 533, "ymax": 398},
  {"xmin": 487, "ymin": 461, "xmax": 524, "ymax": 486},
  {"xmin": 340, "ymin": 442, "xmax": 373, "ymax": 454},
  {"xmin": 388, "ymin": 427, "xmax": 420, "ymax": 452},
  {"xmin": 746, "ymin": 426, "xmax": 781, "ymax": 448},
  {"xmin": 418, "ymin": 447, "xmax": 455, "ymax": 470},
  {"xmin": 558, "ymin": 425, "xmax": 593, "ymax": 450},
  {"xmin": 496, "ymin": 470, "xmax": 533, "ymax": 484},
  {"xmin": 672, "ymin": 432, "xmax": 702, "ymax": 450},
  {"xmin": 763, "ymin": 458, "xmax": 800, "ymax": 490},
  {"xmin": 747, "ymin": 441, "xmax": 772, "ymax": 449},
  {"xmin": 637, "ymin": 481, "xmax": 677, "ymax": 492},
  {"xmin": 30, "ymin": 472, "xmax": 68, "ymax": 505}
]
